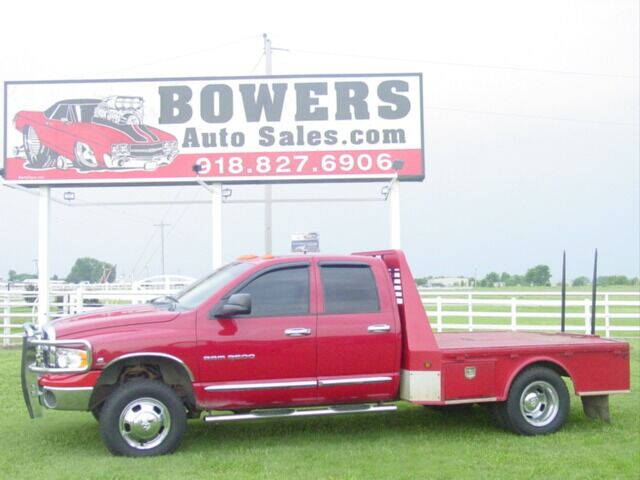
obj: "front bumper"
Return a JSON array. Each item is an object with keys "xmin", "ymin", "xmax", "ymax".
[
  {"xmin": 103, "ymin": 151, "xmax": 178, "ymax": 170},
  {"xmin": 21, "ymin": 324, "xmax": 94, "ymax": 418}
]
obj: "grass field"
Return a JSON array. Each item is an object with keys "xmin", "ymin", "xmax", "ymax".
[{"xmin": 0, "ymin": 341, "xmax": 638, "ymax": 480}]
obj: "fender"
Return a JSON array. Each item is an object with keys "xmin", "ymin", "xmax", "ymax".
[{"xmin": 499, "ymin": 355, "xmax": 573, "ymax": 400}]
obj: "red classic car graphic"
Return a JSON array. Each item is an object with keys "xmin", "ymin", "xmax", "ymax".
[{"xmin": 13, "ymin": 96, "xmax": 179, "ymax": 172}]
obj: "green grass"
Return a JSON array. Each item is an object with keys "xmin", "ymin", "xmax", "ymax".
[{"xmin": 0, "ymin": 342, "xmax": 638, "ymax": 479}]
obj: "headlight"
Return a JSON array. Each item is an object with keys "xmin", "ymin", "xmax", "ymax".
[
  {"xmin": 112, "ymin": 144, "xmax": 130, "ymax": 156},
  {"xmin": 163, "ymin": 141, "xmax": 178, "ymax": 152},
  {"xmin": 54, "ymin": 348, "xmax": 88, "ymax": 370}
]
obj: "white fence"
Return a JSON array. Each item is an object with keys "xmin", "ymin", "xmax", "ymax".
[
  {"xmin": 419, "ymin": 289, "xmax": 640, "ymax": 338},
  {"xmin": 2, "ymin": 287, "xmax": 639, "ymax": 346}
]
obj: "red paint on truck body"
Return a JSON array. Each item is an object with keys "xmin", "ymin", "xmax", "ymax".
[{"xmin": 45, "ymin": 250, "xmax": 630, "ymax": 411}]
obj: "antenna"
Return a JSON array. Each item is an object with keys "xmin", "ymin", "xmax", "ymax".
[
  {"xmin": 591, "ymin": 248, "xmax": 598, "ymax": 335},
  {"xmin": 560, "ymin": 250, "xmax": 566, "ymax": 332}
]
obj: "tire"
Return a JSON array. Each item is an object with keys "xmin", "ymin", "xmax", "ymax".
[
  {"xmin": 99, "ymin": 379, "xmax": 187, "ymax": 457},
  {"xmin": 23, "ymin": 126, "xmax": 53, "ymax": 168},
  {"xmin": 91, "ymin": 404, "xmax": 102, "ymax": 422},
  {"xmin": 487, "ymin": 402, "xmax": 513, "ymax": 431},
  {"xmin": 504, "ymin": 366, "xmax": 569, "ymax": 435},
  {"xmin": 73, "ymin": 141, "xmax": 99, "ymax": 170}
]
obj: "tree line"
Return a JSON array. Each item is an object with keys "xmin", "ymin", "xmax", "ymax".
[
  {"xmin": 416, "ymin": 265, "xmax": 639, "ymax": 288},
  {"xmin": 7, "ymin": 257, "xmax": 116, "ymax": 284}
]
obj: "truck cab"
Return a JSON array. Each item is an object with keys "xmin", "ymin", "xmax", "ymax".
[{"xmin": 21, "ymin": 250, "xmax": 631, "ymax": 457}]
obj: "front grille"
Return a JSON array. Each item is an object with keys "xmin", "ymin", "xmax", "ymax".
[{"xmin": 130, "ymin": 143, "xmax": 164, "ymax": 156}]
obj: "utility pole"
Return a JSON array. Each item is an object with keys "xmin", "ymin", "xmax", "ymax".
[
  {"xmin": 261, "ymin": 34, "xmax": 288, "ymax": 254},
  {"xmin": 263, "ymin": 33, "xmax": 273, "ymax": 255},
  {"xmin": 153, "ymin": 221, "xmax": 170, "ymax": 275}
]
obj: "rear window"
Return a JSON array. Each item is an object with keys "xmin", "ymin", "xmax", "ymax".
[{"xmin": 321, "ymin": 264, "xmax": 380, "ymax": 314}]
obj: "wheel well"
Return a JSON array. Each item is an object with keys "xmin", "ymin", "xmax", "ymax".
[
  {"xmin": 503, "ymin": 360, "xmax": 572, "ymax": 399},
  {"xmin": 90, "ymin": 356, "xmax": 196, "ymax": 413},
  {"xmin": 527, "ymin": 361, "xmax": 570, "ymax": 378}
]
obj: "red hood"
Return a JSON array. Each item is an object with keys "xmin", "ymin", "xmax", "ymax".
[{"xmin": 51, "ymin": 304, "xmax": 180, "ymax": 338}]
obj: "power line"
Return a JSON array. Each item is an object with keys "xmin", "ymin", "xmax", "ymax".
[
  {"xmin": 249, "ymin": 52, "xmax": 265, "ymax": 73},
  {"xmin": 425, "ymin": 105, "xmax": 638, "ymax": 126},
  {"xmin": 99, "ymin": 35, "xmax": 261, "ymax": 76},
  {"xmin": 137, "ymin": 190, "xmax": 202, "ymax": 278},
  {"xmin": 153, "ymin": 221, "xmax": 170, "ymax": 275},
  {"xmin": 289, "ymin": 48, "xmax": 638, "ymax": 79}
]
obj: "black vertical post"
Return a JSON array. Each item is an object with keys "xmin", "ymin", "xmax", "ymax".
[
  {"xmin": 591, "ymin": 248, "xmax": 598, "ymax": 335},
  {"xmin": 561, "ymin": 250, "xmax": 566, "ymax": 332}
]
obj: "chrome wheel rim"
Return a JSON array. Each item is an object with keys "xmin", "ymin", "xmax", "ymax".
[
  {"xmin": 118, "ymin": 397, "xmax": 171, "ymax": 450},
  {"xmin": 26, "ymin": 127, "xmax": 41, "ymax": 161},
  {"xmin": 74, "ymin": 142, "xmax": 98, "ymax": 168},
  {"xmin": 519, "ymin": 380, "xmax": 559, "ymax": 427}
]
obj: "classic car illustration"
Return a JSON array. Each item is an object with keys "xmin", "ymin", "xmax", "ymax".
[{"xmin": 13, "ymin": 96, "xmax": 179, "ymax": 171}]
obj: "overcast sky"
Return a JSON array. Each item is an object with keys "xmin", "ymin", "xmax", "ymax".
[{"xmin": 0, "ymin": 0, "xmax": 638, "ymax": 282}]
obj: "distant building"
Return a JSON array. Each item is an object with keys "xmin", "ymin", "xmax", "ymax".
[{"xmin": 426, "ymin": 276, "xmax": 472, "ymax": 288}]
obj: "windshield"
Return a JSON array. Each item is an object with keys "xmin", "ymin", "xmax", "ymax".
[{"xmin": 175, "ymin": 262, "xmax": 253, "ymax": 310}]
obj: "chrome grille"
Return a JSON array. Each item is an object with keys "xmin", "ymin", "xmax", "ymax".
[{"xmin": 130, "ymin": 143, "xmax": 164, "ymax": 156}]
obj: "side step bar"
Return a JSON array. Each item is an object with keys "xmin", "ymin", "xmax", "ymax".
[{"xmin": 204, "ymin": 404, "xmax": 397, "ymax": 423}]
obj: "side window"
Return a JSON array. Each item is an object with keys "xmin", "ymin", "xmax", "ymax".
[
  {"xmin": 238, "ymin": 266, "xmax": 309, "ymax": 317},
  {"xmin": 321, "ymin": 264, "xmax": 380, "ymax": 314},
  {"xmin": 51, "ymin": 104, "xmax": 70, "ymax": 121}
]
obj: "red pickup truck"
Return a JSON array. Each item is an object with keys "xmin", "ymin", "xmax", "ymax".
[{"xmin": 21, "ymin": 250, "xmax": 630, "ymax": 457}]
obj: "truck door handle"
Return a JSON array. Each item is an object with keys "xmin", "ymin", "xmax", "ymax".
[
  {"xmin": 368, "ymin": 324, "xmax": 391, "ymax": 333},
  {"xmin": 284, "ymin": 328, "xmax": 312, "ymax": 337}
]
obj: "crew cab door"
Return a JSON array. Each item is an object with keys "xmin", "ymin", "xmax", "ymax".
[
  {"xmin": 316, "ymin": 261, "xmax": 400, "ymax": 404},
  {"xmin": 196, "ymin": 263, "xmax": 318, "ymax": 409}
]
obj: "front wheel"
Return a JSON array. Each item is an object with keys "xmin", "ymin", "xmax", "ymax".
[
  {"xmin": 99, "ymin": 379, "xmax": 187, "ymax": 456},
  {"xmin": 73, "ymin": 142, "xmax": 99, "ymax": 170},
  {"xmin": 503, "ymin": 366, "xmax": 569, "ymax": 435}
]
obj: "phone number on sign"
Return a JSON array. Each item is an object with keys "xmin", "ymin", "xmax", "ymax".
[{"xmin": 192, "ymin": 152, "xmax": 396, "ymax": 177}]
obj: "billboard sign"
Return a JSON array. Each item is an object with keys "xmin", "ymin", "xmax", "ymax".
[
  {"xmin": 2, "ymin": 73, "xmax": 424, "ymax": 186},
  {"xmin": 291, "ymin": 232, "xmax": 320, "ymax": 253}
]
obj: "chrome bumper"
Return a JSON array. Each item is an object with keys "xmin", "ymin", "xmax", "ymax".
[
  {"xmin": 104, "ymin": 152, "xmax": 177, "ymax": 170},
  {"xmin": 21, "ymin": 324, "xmax": 93, "ymax": 418},
  {"xmin": 41, "ymin": 386, "xmax": 93, "ymax": 411}
]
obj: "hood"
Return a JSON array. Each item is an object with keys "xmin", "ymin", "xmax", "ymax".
[{"xmin": 51, "ymin": 304, "xmax": 180, "ymax": 338}]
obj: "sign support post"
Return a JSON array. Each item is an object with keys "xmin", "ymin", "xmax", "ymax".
[
  {"xmin": 37, "ymin": 186, "xmax": 50, "ymax": 325},
  {"xmin": 211, "ymin": 183, "xmax": 223, "ymax": 270},
  {"xmin": 389, "ymin": 176, "xmax": 401, "ymax": 248}
]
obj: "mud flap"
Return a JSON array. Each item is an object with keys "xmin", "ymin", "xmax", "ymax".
[{"xmin": 581, "ymin": 395, "xmax": 610, "ymax": 423}]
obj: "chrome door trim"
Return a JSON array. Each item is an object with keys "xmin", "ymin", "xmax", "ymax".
[
  {"xmin": 205, "ymin": 380, "xmax": 317, "ymax": 392},
  {"xmin": 367, "ymin": 324, "xmax": 391, "ymax": 333},
  {"xmin": 318, "ymin": 376, "xmax": 392, "ymax": 386}
]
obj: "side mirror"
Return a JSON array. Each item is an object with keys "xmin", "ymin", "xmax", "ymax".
[{"xmin": 212, "ymin": 293, "xmax": 251, "ymax": 318}]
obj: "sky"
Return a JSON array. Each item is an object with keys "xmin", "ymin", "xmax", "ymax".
[{"xmin": 0, "ymin": 0, "xmax": 638, "ymax": 283}]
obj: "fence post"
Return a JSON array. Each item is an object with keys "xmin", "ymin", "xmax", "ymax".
[
  {"xmin": 75, "ymin": 287, "xmax": 84, "ymax": 314},
  {"xmin": 436, "ymin": 297, "xmax": 442, "ymax": 333},
  {"xmin": 511, "ymin": 297, "xmax": 517, "ymax": 331},
  {"xmin": 467, "ymin": 294, "xmax": 473, "ymax": 332},
  {"xmin": 604, "ymin": 293, "xmax": 610, "ymax": 338},
  {"xmin": 3, "ymin": 293, "xmax": 10, "ymax": 347},
  {"xmin": 584, "ymin": 299, "xmax": 590, "ymax": 334},
  {"xmin": 65, "ymin": 293, "xmax": 71, "ymax": 314}
]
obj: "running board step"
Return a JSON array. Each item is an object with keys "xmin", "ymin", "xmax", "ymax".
[{"xmin": 204, "ymin": 404, "xmax": 397, "ymax": 423}]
